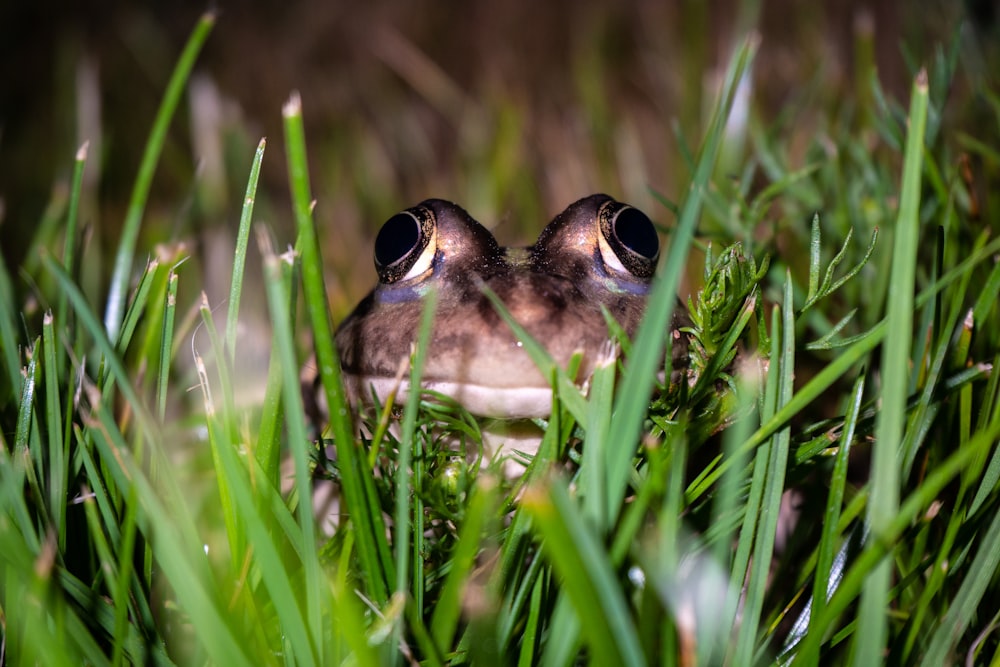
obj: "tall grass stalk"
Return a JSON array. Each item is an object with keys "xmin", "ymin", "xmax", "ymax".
[{"xmin": 857, "ymin": 68, "xmax": 928, "ymax": 661}]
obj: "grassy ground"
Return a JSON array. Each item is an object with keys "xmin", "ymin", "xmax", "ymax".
[{"xmin": 3, "ymin": 5, "xmax": 1000, "ymax": 666}]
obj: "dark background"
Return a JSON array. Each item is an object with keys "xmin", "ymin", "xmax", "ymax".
[{"xmin": 0, "ymin": 1, "xmax": 994, "ymax": 295}]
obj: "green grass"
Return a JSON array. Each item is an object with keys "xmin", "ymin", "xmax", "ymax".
[{"xmin": 3, "ymin": 9, "xmax": 1000, "ymax": 667}]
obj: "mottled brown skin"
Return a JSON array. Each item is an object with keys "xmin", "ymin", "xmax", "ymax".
[{"xmin": 334, "ymin": 194, "xmax": 678, "ymax": 419}]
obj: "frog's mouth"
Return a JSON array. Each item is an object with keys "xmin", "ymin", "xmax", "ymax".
[{"xmin": 343, "ymin": 373, "xmax": 555, "ymax": 420}]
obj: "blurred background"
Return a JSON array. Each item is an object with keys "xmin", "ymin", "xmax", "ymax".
[{"xmin": 0, "ymin": 0, "xmax": 996, "ymax": 320}]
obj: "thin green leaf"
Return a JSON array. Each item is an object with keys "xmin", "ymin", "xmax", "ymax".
[
  {"xmin": 104, "ymin": 12, "xmax": 215, "ymax": 340},
  {"xmin": 608, "ymin": 35, "xmax": 759, "ymax": 524},
  {"xmin": 282, "ymin": 92, "xmax": 392, "ymax": 605},
  {"xmin": 524, "ymin": 476, "xmax": 646, "ymax": 667},
  {"xmin": 226, "ymin": 137, "xmax": 266, "ymax": 363},
  {"xmin": 857, "ymin": 68, "xmax": 927, "ymax": 662}
]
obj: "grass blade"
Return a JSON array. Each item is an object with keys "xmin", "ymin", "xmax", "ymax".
[
  {"xmin": 225, "ymin": 137, "xmax": 266, "ymax": 362},
  {"xmin": 56, "ymin": 141, "xmax": 89, "ymax": 345},
  {"xmin": 261, "ymin": 232, "xmax": 324, "ymax": 663},
  {"xmin": 282, "ymin": 92, "xmax": 392, "ymax": 605},
  {"xmin": 394, "ymin": 286, "xmax": 438, "ymax": 655},
  {"xmin": 856, "ymin": 68, "xmax": 928, "ymax": 662},
  {"xmin": 607, "ymin": 35, "xmax": 758, "ymax": 524},
  {"xmin": 41, "ymin": 312, "xmax": 67, "ymax": 547},
  {"xmin": 524, "ymin": 476, "xmax": 646, "ymax": 667},
  {"xmin": 104, "ymin": 12, "xmax": 215, "ymax": 340}
]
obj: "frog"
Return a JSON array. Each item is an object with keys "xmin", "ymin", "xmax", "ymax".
[{"xmin": 331, "ymin": 193, "xmax": 688, "ymax": 444}]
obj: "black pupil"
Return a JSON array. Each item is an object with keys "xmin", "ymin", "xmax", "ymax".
[
  {"xmin": 614, "ymin": 208, "xmax": 658, "ymax": 259},
  {"xmin": 374, "ymin": 213, "xmax": 420, "ymax": 267}
]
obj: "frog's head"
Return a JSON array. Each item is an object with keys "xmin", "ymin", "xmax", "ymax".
[{"xmin": 334, "ymin": 194, "xmax": 661, "ymax": 419}]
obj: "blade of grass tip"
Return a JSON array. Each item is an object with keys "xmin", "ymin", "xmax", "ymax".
[
  {"xmin": 41, "ymin": 313, "xmax": 68, "ymax": 549},
  {"xmin": 104, "ymin": 12, "xmax": 214, "ymax": 341},
  {"xmin": 395, "ymin": 289, "xmax": 437, "ymax": 630},
  {"xmin": 606, "ymin": 35, "xmax": 758, "ymax": 524},
  {"xmin": 226, "ymin": 137, "xmax": 266, "ymax": 363},
  {"xmin": 857, "ymin": 67, "xmax": 927, "ymax": 663},
  {"xmin": 523, "ymin": 477, "xmax": 646, "ymax": 667},
  {"xmin": 261, "ymin": 232, "xmax": 323, "ymax": 663},
  {"xmin": 283, "ymin": 92, "xmax": 391, "ymax": 604},
  {"xmin": 16, "ymin": 339, "xmax": 51, "ymax": 532},
  {"xmin": 157, "ymin": 269, "xmax": 179, "ymax": 421},
  {"xmin": 56, "ymin": 140, "xmax": 89, "ymax": 360},
  {"xmin": 131, "ymin": 251, "xmax": 176, "ymax": 405},
  {"xmin": 47, "ymin": 252, "xmax": 213, "ymax": 569}
]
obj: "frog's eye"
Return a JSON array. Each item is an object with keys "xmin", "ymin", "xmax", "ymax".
[
  {"xmin": 598, "ymin": 202, "xmax": 659, "ymax": 279},
  {"xmin": 374, "ymin": 206, "xmax": 437, "ymax": 283}
]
